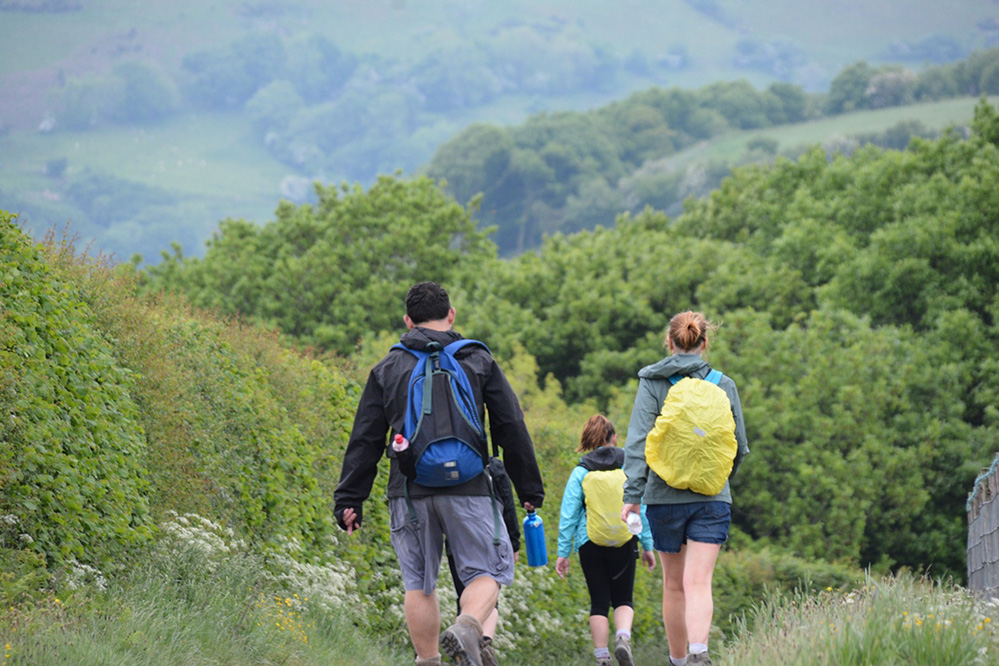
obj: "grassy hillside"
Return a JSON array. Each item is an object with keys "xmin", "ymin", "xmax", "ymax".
[{"xmin": 657, "ymin": 94, "xmax": 999, "ymax": 169}]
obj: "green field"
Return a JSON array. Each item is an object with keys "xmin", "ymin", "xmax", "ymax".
[{"xmin": 657, "ymin": 95, "xmax": 999, "ymax": 170}]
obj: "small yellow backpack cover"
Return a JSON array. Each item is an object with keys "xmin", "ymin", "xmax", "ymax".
[
  {"xmin": 581, "ymin": 468, "xmax": 632, "ymax": 547},
  {"xmin": 645, "ymin": 369, "xmax": 737, "ymax": 496}
]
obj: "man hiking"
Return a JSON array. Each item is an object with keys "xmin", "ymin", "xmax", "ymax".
[{"xmin": 335, "ymin": 281, "xmax": 545, "ymax": 666}]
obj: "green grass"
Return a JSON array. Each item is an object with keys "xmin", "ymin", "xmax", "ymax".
[
  {"xmin": 657, "ymin": 95, "xmax": 999, "ymax": 169},
  {"xmin": 3, "ymin": 543, "xmax": 995, "ymax": 666},
  {"xmin": 0, "ymin": 520, "xmax": 410, "ymax": 666},
  {"xmin": 719, "ymin": 575, "xmax": 999, "ymax": 666},
  {"xmin": 1, "ymin": 110, "xmax": 287, "ymax": 255}
]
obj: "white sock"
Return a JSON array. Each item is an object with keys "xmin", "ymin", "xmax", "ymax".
[
  {"xmin": 669, "ymin": 657, "xmax": 687, "ymax": 666},
  {"xmin": 594, "ymin": 647, "xmax": 611, "ymax": 660},
  {"xmin": 689, "ymin": 643, "xmax": 708, "ymax": 654},
  {"xmin": 616, "ymin": 629, "xmax": 631, "ymax": 639}
]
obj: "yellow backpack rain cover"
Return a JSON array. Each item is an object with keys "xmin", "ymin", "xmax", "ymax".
[
  {"xmin": 645, "ymin": 370, "xmax": 737, "ymax": 496},
  {"xmin": 581, "ymin": 468, "xmax": 632, "ymax": 547}
]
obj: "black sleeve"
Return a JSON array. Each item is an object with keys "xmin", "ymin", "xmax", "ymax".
[
  {"xmin": 481, "ymin": 358, "xmax": 545, "ymax": 509},
  {"xmin": 333, "ymin": 370, "xmax": 389, "ymax": 529},
  {"xmin": 489, "ymin": 458, "xmax": 521, "ymax": 551}
]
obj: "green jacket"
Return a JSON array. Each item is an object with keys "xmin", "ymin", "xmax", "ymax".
[{"xmin": 622, "ymin": 353, "xmax": 749, "ymax": 505}]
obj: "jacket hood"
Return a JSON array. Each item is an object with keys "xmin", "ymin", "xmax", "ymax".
[
  {"xmin": 399, "ymin": 327, "xmax": 465, "ymax": 353},
  {"xmin": 578, "ymin": 446, "xmax": 625, "ymax": 471},
  {"xmin": 637, "ymin": 353, "xmax": 710, "ymax": 381}
]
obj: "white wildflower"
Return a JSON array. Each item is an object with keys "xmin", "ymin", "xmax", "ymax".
[{"xmin": 64, "ymin": 558, "xmax": 107, "ymax": 592}]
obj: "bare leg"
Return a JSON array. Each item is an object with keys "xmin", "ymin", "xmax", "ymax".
[
  {"xmin": 659, "ymin": 548, "xmax": 687, "ymax": 660},
  {"xmin": 682, "ymin": 541, "xmax": 721, "ymax": 645},
  {"xmin": 481, "ymin": 606, "xmax": 499, "ymax": 638},
  {"xmin": 405, "ymin": 589, "xmax": 441, "ymax": 659},
  {"xmin": 589, "ymin": 614, "xmax": 610, "ymax": 649},
  {"xmin": 613, "ymin": 605, "xmax": 634, "ymax": 633},
  {"xmin": 458, "ymin": 575, "xmax": 500, "ymax": 626}
]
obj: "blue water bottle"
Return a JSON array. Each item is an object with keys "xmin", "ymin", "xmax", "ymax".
[{"xmin": 523, "ymin": 509, "xmax": 548, "ymax": 567}]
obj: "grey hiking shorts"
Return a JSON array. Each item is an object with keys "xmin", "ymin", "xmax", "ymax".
[{"xmin": 389, "ymin": 495, "xmax": 514, "ymax": 596}]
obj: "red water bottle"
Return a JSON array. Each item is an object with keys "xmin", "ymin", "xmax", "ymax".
[{"xmin": 393, "ymin": 433, "xmax": 416, "ymax": 479}]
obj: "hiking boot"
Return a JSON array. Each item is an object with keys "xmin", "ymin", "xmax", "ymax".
[
  {"xmin": 440, "ymin": 614, "xmax": 484, "ymax": 666},
  {"xmin": 687, "ymin": 652, "xmax": 712, "ymax": 666},
  {"xmin": 597, "ymin": 658, "xmax": 613, "ymax": 666},
  {"xmin": 614, "ymin": 634, "xmax": 635, "ymax": 666},
  {"xmin": 479, "ymin": 636, "xmax": 498, "ymax": 666}
]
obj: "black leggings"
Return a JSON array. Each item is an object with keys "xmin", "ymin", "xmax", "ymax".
[{"xmin": 578, "ymin": 537, "xmax": 638, "ymax": 617}]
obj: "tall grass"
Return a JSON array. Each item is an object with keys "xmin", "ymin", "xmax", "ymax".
[
  {"xmin": 720, "ymin": 574, "xmax": 999, "ymax": 666},
  {"xmin": 4, "ymin": 544, "xmax": 995, "ymax": 666},
  {"xmin": 0, "ymin": 513, "xmax": 408, "ymax": 666}
]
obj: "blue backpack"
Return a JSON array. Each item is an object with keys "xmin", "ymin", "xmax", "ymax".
[{"xmin": 392, "ymin": 339, "xmax": 490, "ymax": 487}]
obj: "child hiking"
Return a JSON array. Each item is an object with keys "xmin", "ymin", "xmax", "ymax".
[
  {"xmin": 620, "ymin": 311, "xmax": 749, "ymax": 666},
  {"xmin": 555, "ymin": 414, "xmax": 656, "ymax": 666}
]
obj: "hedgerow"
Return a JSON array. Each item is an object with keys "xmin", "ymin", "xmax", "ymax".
[{"xmin": 1, "ymin": 212, "xmax": 151, "ymax": 566}]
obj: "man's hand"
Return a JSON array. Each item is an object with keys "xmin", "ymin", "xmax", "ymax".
[
  {"xmin": 524, "ymin": 502, "xmax": 535, "ymax": 512},
  {"xmin": 341, "ymin": 507, "xmax": 361, "ymax": 535}
]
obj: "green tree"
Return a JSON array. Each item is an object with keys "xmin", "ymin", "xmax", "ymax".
[
  {"xmin": 245, "ymin": 79, "xmax": 304, "ymax": 135},
  {"xmin": 285, "ymin": 32, "xmax": 357, "ymax": 104},
  {"xmin": 112, "ymin": 60, "xmax": 181, "ymax": 123},
  {"xmin": 145, "ymin": 175, "xmax": 496, "ymax": 353},
  {"xmin": 825, "ymin": 61, "xmax": 876, "ymax": 114}
]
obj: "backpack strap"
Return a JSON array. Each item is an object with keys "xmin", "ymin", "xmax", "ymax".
[
  {"xmin": 443, "ymin": 338, "xmax": 491, "ymax": 356},
  {"xmin": 669, "ymin": 369, "xmax": 723, "ymax": 385},
  {"xmin": 444, "ymin": 339, "xmax": 502, "ymax": 543}
]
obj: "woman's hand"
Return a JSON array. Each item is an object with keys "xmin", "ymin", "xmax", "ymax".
[
  {"xmin": 555, "ymin": 556, "xmax": 570, "ymax": 579},
  {"xmin": 641, "ymin": 549, "xmax": 657, "ymax": 572},
  {"xmin": 621, "ymin": 503, "xmax": 641, "ymax": 523}
]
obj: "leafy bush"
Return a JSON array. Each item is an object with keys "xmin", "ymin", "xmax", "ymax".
[{"xmin": 0, "ymin": 213, "xmax": 152, "ymax": 565}]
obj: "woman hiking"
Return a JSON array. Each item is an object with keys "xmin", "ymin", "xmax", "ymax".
[
  {"xmin": 620, "ymin": 311, "xmax": 749, "ymax": 666},
  {"xmin": 555, "ymin": 414, "xmax": 656, "ymax": 666}
]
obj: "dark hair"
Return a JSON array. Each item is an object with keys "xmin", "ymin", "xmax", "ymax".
[
  {"xmin": 577, "ymin": 414, "xmax": 615, "ymax": 453},
  {"xmin": 666, "ymin": 310, "xmax": 717, "ymax": 352},
  {"xmin": 405, "ymin": 281, "xmax": 451, "ymax": 325}
]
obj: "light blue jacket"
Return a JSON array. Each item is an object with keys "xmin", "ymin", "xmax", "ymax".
[{"xmin": 557, "ymin": 447, "xmax": 654, "ymax": 558}]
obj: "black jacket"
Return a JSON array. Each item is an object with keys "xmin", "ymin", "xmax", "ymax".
[{"xmin": 334, "ymin": 327, "xmax": 545, "ymax": 529}]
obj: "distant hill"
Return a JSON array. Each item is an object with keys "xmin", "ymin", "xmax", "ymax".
[{"xmin": 1, "ymin": 0, "xmax": 997, "ymax": 260}]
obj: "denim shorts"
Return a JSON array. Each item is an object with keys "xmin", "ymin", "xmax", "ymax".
[{"xmin": 645, "ymin": 502, "xmax": 731, "ymax": 553}]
